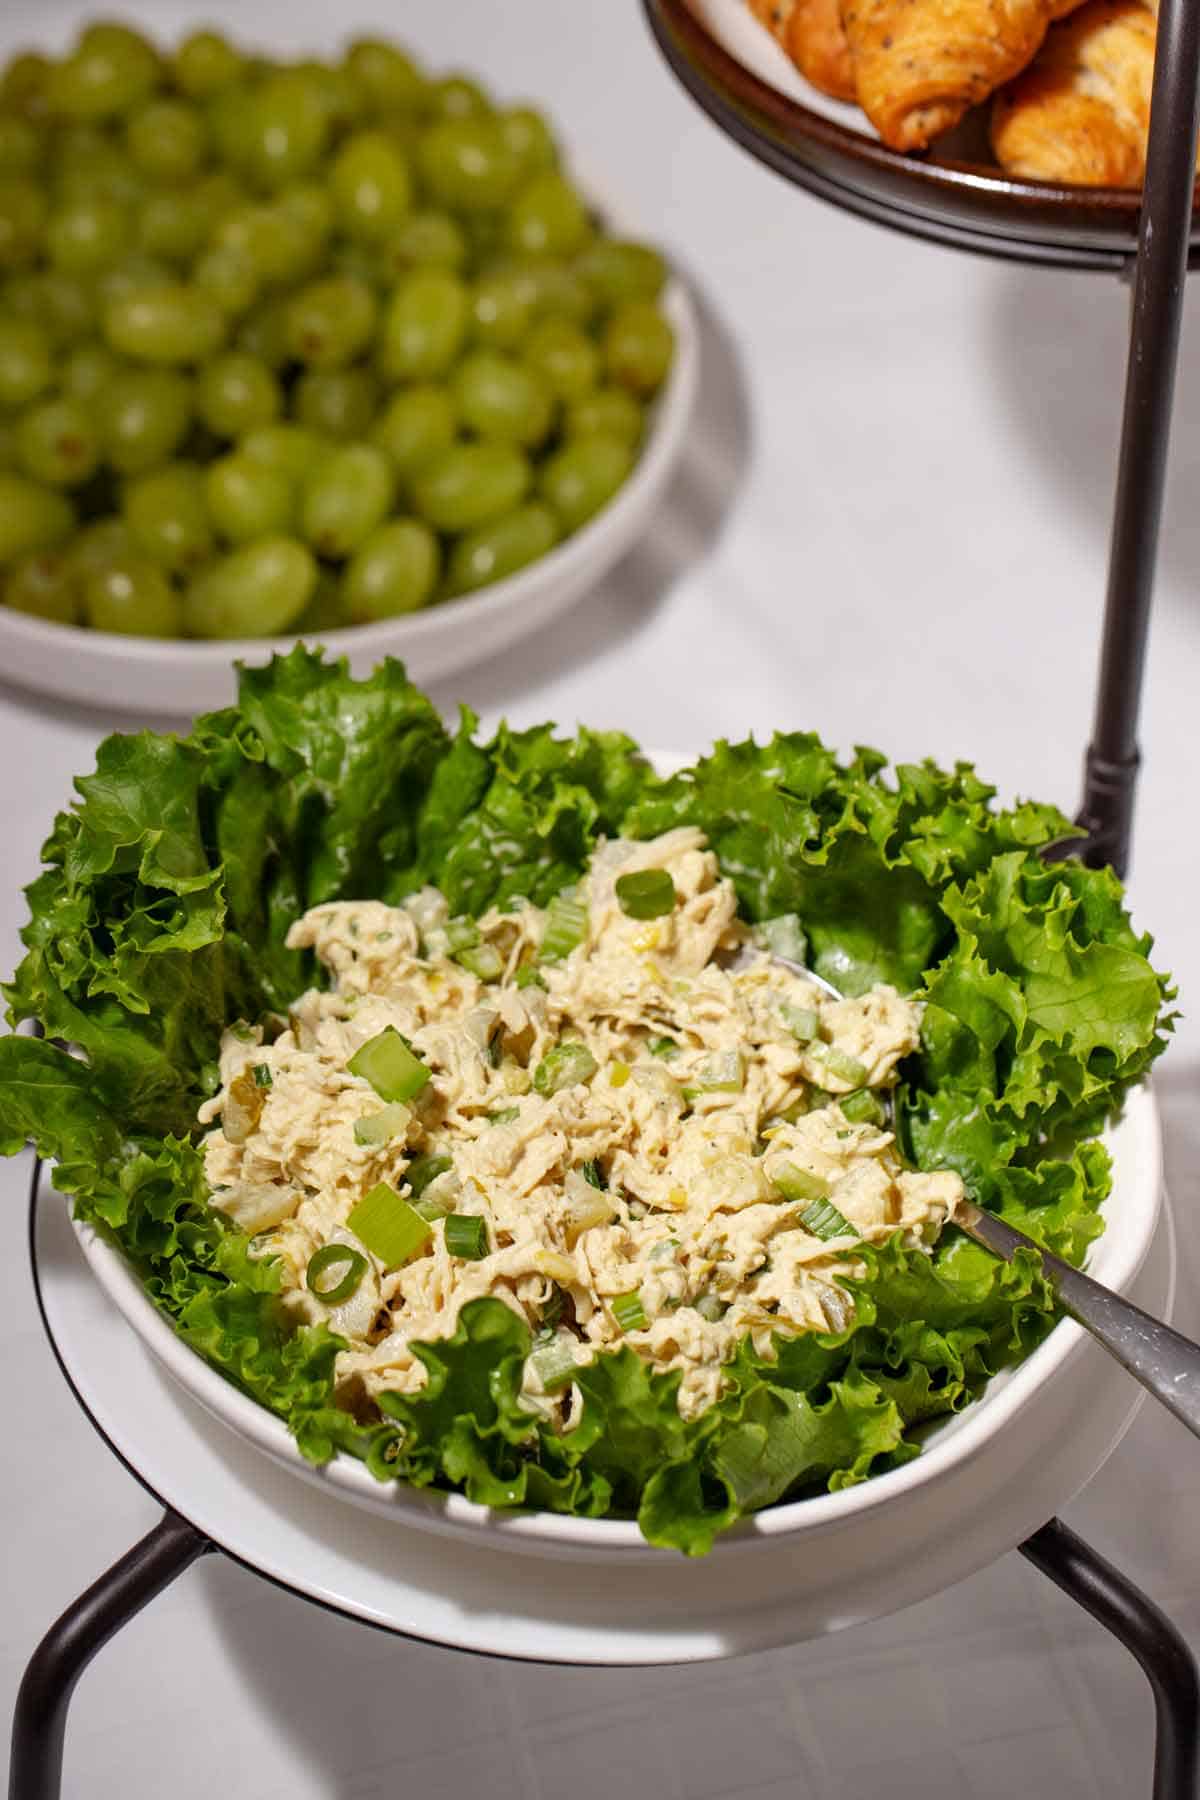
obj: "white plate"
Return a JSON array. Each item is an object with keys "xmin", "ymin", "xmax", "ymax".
[
  {"xmin": 34, "ymin": 1161, "xmax": 1175, "ymax": 1663},
  {"xmin": 0, "ymin": 0, "xmax": 700, "ymax": 717}
]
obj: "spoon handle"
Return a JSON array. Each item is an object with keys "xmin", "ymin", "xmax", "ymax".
[{"xmin": 958, "ymin": 1199, "xmax": 1200, "ymax": 1441}]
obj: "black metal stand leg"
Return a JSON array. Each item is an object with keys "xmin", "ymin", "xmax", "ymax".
[
  {"xmin": 9, "ymin": 1509, "xmax": 214, "ymax": 1800},
  {"xmin": 1020, "ymin": 1518, "xmax": 1200, "ymax": 1800}
]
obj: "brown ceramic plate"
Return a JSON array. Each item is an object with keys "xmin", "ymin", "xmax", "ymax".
[{"xmin": 645, "ymin": 0, "xmax": 1200, "ymax": 270}]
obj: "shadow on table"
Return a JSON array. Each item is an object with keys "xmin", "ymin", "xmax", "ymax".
[
  {"xmin": 984, "ymin": 265, "xmax": 1200, "ymax": 610},
  {"xmin": 425, "ymin": 273, "xmax": 753, "ymax": 718}
]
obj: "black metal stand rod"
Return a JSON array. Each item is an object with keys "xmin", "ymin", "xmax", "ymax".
[
  {"xmin": 1079, "ymin": 0, "xmax": 1200, "ymax": 878},
  {"xmin": 8, "ymin": 1509, "xmax": 213, "ymax": 1800},
  {"xmin": 1020, "ymin": 1518, "xmax": 1200, "ymax": 1800}
]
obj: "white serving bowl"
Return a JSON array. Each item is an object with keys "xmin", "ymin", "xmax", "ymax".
[{"xmin": 67, "ymin": 966, "xmax": 1164, "ymax": 1573}]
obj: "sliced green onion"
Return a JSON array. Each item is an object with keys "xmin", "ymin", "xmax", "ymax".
[
  {"xmin": 252, "ymin": 1063, "xmax": 273, "ymax": 1088},
  {"xmin": 611, "ymin": 1289, "xmax": 648, "ymax": 1331},
  {"xmin": 353, "ymin": 1101, "xmax": 411, "ymax": 1148},
  {"xmin": 648, "ymin": 1036, "xmax": 679, "ymax": 1059},
  {"xmin": 541, "ymin": 890, "xmax": 588, "ymax": 960},
  {"xmin": 444, "ymin": 1213, "xmax": 488, "ymax": 1260},
  {"xmin": 800, "ymin": 1196, "xmax": 856, "ymax": 1241},
  {"xmin": 840, "ymin": 1088, "xmax": 887, "ymax": 1126},
  {"xmin": 815, "ymin": 1045, "xmax": 869, "ymax": 1086},
  {"xmin": 306, "ymin": 1243, "xmax": 368, "ymax": 1305},
  {"xmin": 488, "ymin": 1106, "xmax": 520, "ymax": 1125},
  {"xmin": 407, "ymin": 1152, "xmax": 452, "ymax": 1197},
  {"xmin": 515, "ymin": 964, "xmax": 547, "ymax": 990},
  {"xmin": 780, "ymin": 1004, "xmax": 820, "ymax": 1043},
  {"xmin": 444, "ymin": 916, "xmax": 480, "ymax": 953},
  {"xmin": 347, "ymin": 1182, "xmax": 432, "ymax": 1269},
  {"xmin": 772, "ymin": 1161, "xmax": 831, "ymax": 1204},
  {"xmin": 615, "ymin": 868, "xmax": 676, "ymax": 919},
  {"xmin": 533, "ymin": 1042, "xmax": 598, "ymax": 1096},
  {"xmin": 348, "ymin": 1027, "xmax": 431, "ymax": 1104},
  {"xmin": 694, "ymin": 1291, "xmax": 725, "ymax": 1323},
  {"xmin": 530, "ymin": 1336, "xmax": 578, "ymax": 1392},
  {"xmin": 230, "ymin": 1020, "xmax": 256, "ymax": 1043},
  {"xmin": 581, "ymin": 1158, "xmax": 606, "ymax": 1189},
  {"xmin": 457, "ymin": 941, "xmax": 504, "ymax": 982},
  {"xmin": 757, "ymin": 914, "xmax": 808, "ymax": 963}
]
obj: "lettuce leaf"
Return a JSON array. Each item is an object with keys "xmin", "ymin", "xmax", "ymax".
[{"xmin": 0, "ymin": 650, "xmax": 1173, "ymax": 1553}]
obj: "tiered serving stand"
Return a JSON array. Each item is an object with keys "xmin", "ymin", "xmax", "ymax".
[{"xmin": 10, "ymin": 4, "xmax": 1200, "ymax": 1795}]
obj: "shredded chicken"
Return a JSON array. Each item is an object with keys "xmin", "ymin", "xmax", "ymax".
[{"xmin": 199, "ymin": 829, "xmax": 962, "ymax": 1424}]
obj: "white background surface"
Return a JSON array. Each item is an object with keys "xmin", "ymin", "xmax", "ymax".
[{"xmin": 3, "ymin": 1, "xmax": 1200, "ymax": 1795}]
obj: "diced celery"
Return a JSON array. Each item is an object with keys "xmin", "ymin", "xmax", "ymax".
[
  {"xmin": 611, "ymin": 1290, "xmax": 648, "ymax": 1331},
  {"xmin": 772, "ymin": 1161, "xmax": 830, "ymax": 1204},
  {"xmin": 801, "ymin": 1196, "xmax": 855, "ymax": 1241},
  {"xmin": 347, "ymin": 1182, "xmax": 432, "ymax": 1268},
  {"xmin": 353, "ymin": 1101, "xmax": 411, "ymax": 1147},
  {"xmin": 780, "ymin": 1004, "xmax": 819, "ymax": 1042},
  {"xmin": 541, "ymin": 889, "xmax": 588, "ymax": 960},
  {"xmin": 533, "ymin": 1042, "xmax": 598, "ymax": 1096},
  {"xmin": 347, "ymin": 1027, "xmax": 431, "ymax": 1103}
]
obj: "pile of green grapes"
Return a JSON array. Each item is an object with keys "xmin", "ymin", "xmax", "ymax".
[{"xmin": 0, "ymin": 23, "xmax": 675, "ymax": 638}]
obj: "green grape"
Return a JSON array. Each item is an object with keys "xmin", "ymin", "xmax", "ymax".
[
  {"xmin": 62, "ymin": 342, "xmax": 120, "ymax": 404},
  {"xmin": 575, "ymin": 239, "xmax": 667, "ymax": 309},
  {"xmin": 0, "ymin": 471, "xmax": 75, "ymax": 562},
  {"xmin": 285, "ymin": 276, "xmax": 377, "ymax": 368},
  {"xmin": 240, "ymin": 423, "xmax": 327, "ymax": 482},
  {"xmin": 469, "ymin": 269, "xmax": 535, "ymax": 351},
  {"xmin": 506, "ymin": 171, "xmax": 590, "ymax": 258},
  {"xmin": 370, "ymin": 385, "xmax": 457, "ymax": 480},
  {"xmin": 343, "ymin": 518, "xmax": 438, "ymax": 621},
  {"xmin": 54, "ymin": 143, "xmax": 144, "ymax": 212},
  {"xmin": 503, "ymin": 255, "xmax": 593, "ymax": 325},
  {"xmin": 0, "ymin": 114, "xmax": 40, "ymax": 176},
  {"xmin": 193, "ymin": 243, "xmax": 259, "ymax": 317},
  {"xmin": 93, "ymin": 251, "xmax": 170, "ymax": 310},
  {"xmin": 242, "ymin": 70, "xmax": 330, "ymax": 189},
  {"xmin": 197, "ymin": 352, "xmax": 281, "ymax": 437},
  {"xmin": 379, "ymin": 268, "xmax": 468, "ymax": 381},
  {"xmin": 125, "ymin": 98, "xmax": 208, "ymax": 182},
  {"xmin": 446, "ymin": 500, "xmax": 558, "ymax": 595},
  {"xmin": 184, "ymin": 535, "xmax": 317, "ymax": 637},
  {"xmin": 65, "ymin": 516, "xmax": 137, "ymax": 584},
  {"xmin": 104, "ymin": 282, "xmax": 226, "ymax": 365},
  {"xmin": 235, "ymin": 296, "xmax": 292, "ymax": 370},
  {"xmin": 540, "ymin": 434, "xmax": 633, "ymax": 533},
  {"xmin": 565, "ymin": 386, "xmax": 644, "ymax": 446},
  {"xmin": 136, "ymin": 185, "xmax": 211, "ymax": 263},
  {"xmin": 0, "ymin": 318, "xmax": 52, "ymax": 411},
  {"xmin": 16, "ymin": 396, "xmax": 100, "ymax": 486},
  {"xmin": 206, "ymin": 85, "xmax": 258, "ymax": 176},
  {"xmin": 46, "ymin": 195, "xmax": 130, "ymax": 273},
  {"xmin": 0, "ymin": 417, "xmax": 16, "ymax": 468},
  {"xmin": 295, "ymin": 61, "xmax": 359, "ymax": 134},
  {"xmin": 343, "ymin": 40, "xmax": 427, "ymax": 115},
  {"xmin": 0, "ymin": 176, "xmax": 46, "ymax": 269},
  {"xmin": 124, "ymin": 462, "xmax": 213, "ymax": 571},
  {"xmin": 173, "ymin": 32, "xmax": 245, "ymax": 101},
  {"xmin": 84, "ymin": 555, "xmax": 182, "ymax": 636},
  {"xmin": 330, "ymin": 131, "xmax": 413, "ymax": 241},
  {"xmin": 293, "ymin": 365, "xmax": 379, "ymax": 440},
  {"xmin": 300, "ymin": 442, "xmax": 395, "ymax": 558},
  {"xmin": 524, "ymin": 316, "xmax": 599, "ymax": 403},
  {"xmin": 1, "ymin": 55, "xmax": 52, "ymax": 123},
  {"xmin": 3, "ymin": 550, "xmax": 79, "ymax": 624},
  {"xmin": 411, "ymin": 441, "xmax": 531, "ymax": 532},
  {"xmin": 50, "ymin": 27, "xmax": 161, "ymax": 122},
  {"xmin": 603, "ymin": 300, "xmax": 675, "ymax": 396},
  {"xmin": 428, "ymin": 75, "xmax": 491, "ymax": 121},
  {"xmin": 205, "ymin": 452, "xmax": 295, "ymax": 544},
  {"xmin": 2, "ymin": 271, "xmax": 92, "ymax": 346},
  {"xmin": 380, "ymin": 210, "xmax": 466, "ymax": 277},
  {"xmin": 99, "ymin": 366, "xmax": 192, "ymax": 474},
  {"xmin": 277, "ymin": 181, "xmax": 335, "ymax": 245},
  {"xmin": 214, "ymin": 204, "xmax": 314, "ymax": 285},
  {"xmin": 497, "ymin": 107, "xmax": 558, "ymax": 177},
  {"xmin": 416, "ymin": 117, "xmax": 520, "ymax": 212},
  {"xmin": 452, "ymin": 349, "xmax": 554, "ymax": 448}
]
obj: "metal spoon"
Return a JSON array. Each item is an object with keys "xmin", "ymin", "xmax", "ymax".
[{"xmin": 762, "ymin": 952, "xmax": 1200, "ymax": 1440}]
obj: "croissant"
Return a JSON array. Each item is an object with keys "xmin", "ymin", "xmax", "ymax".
[
  {"xmin": 842, "ymin": 0, "xmax": 1090, "ymax": 150},
  {"xmin": 747, "ymin": 0, "xmax": 858, "ymax": 102},
  {"xmin": 990, "ymin": 0, "xmax": 1158, "ymax": 183}
]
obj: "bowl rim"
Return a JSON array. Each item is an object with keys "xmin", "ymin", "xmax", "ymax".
[{"xmin": 0, "ymin": 278, "xmax": 698, "ymax": 674}]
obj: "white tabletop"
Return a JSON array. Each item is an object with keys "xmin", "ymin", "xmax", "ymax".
[{"xmin": 4, "ymin": 2, "xmax": 1200, "ymax": 1795}]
